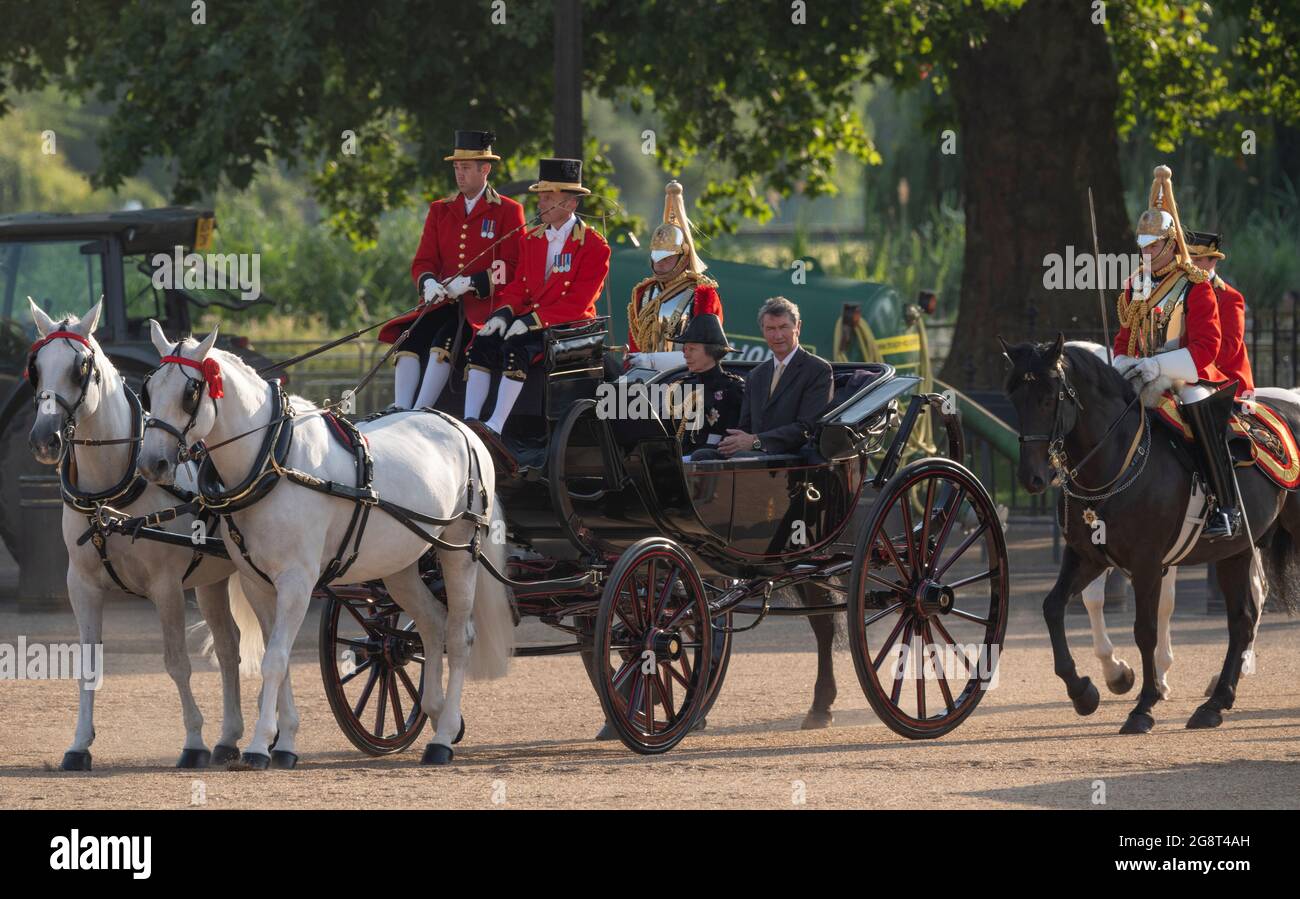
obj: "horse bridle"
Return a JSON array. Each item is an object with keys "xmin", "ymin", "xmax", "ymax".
[
  {"xmin": 1011, "ymin": 353, "xmax": 1144, "ymax": 487},
  {"xmin": 141, "ymin": 351, "xmax": 214, "ymax": 464},
  {"xmin": 26, "ymin": 325, "xmax": 105, "ymax": 447}
]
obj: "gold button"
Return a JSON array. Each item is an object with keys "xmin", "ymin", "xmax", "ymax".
[
  {"xmin": 459, "ymin": 253, "xmax": 465, "ymax": 258},
  {"xmin": 459, "ymin": 243, "xmax": 465, "ymax": 249},
  {"xmin": 564, "ymin": 281, "xmax": 571, "ymax": 287}
]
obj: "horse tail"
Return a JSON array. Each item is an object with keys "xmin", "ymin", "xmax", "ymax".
[
  {"xmin": 1263, "ymin": 520, "xmax": 1300, "ymax": 616},
  {"xmin": 193, "ymin": 575, "xmax": 265, "ymax": 677},
  {"xmin": 468, "ymin": 495, "xmax": 515, "ymax": 680},
  {"xmin": 229, "ymin": 576, "xmax": 265, "ymax": 676}
]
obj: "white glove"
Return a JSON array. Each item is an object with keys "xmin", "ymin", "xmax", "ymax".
[
  {"xmin": 631, "ymin": 351, "xmax": 686, "ymax": 371},
  {"xmin": 423, "ymin": 279, "xmax": 448, "ymax": 303},
  {"xmin": 505, "ymin": 318, "xmax": 529, "ymax": 339},
  {"xmin": 446, "ymin": 275, "xmax": 474, "ymax": 298},
  {"xmin": 477, "ymin": 315, "xmax": 507, "ymax": 337},
  {"xmin": 1153, "ymin": 347, "xmax": 1198, "ymax": 383},
  {"xmin": 1112, "ymin": 354, "xmax": 1139, "ymax": 377},
  {"xmin": 1131, "ymin": 357, "xmax": 1160, "ymax": 384}
]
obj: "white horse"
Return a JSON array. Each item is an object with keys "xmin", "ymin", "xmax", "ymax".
[
  {"xmin": 136, "ymin": 321, "xmax": 514, "ymax": 767},
  {"xmin": 27, "ymin": 299, "xmax": 266, "ymax": 771}
]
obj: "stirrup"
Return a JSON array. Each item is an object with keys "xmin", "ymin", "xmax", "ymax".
[{"xmin": 1202, "ymin": 507, "xmax": 1242, "ymax": 540}]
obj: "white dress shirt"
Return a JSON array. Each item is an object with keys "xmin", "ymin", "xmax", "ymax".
[
  {"xmin": 463, "ymin": 184, "xmax": 487, "ymax": 216},
  {"xmin": 544, "ymin": 214, "xmax": 577, "ymax": 281}
]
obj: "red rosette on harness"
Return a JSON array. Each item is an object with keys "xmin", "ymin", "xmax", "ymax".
[{"xmin": 159, "ymin": 354, "xmax": 224, "ymax": 399}]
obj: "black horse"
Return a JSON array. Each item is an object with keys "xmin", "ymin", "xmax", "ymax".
[{"xmin": 1003, "ymin": 335, "xmax": 1299, "ymax": 733}]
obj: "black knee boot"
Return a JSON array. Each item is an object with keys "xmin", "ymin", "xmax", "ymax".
[{"xmin": 1181, "ymin": 382, "xmax": 1242, "ymax": 540}]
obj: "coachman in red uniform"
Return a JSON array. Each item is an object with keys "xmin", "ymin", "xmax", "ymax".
[
  {"xmin": 464, "ymin": 157, "xmax": 611, "ymax": 436},
  {"xmin": 1112, "ymin": 165, "xmax": 1256, "ymax": 539},
  {"xmin": 379, "ymin": 130, "xmax": 526, "ymax": 410}
]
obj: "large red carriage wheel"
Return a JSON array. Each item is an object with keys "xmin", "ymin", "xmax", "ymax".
[
  {"xmin": 319, "ymin": 587, "xmax": 428, "ymax": 755},
  {"xmin": 848, "ymin": 457, "xmax": 1009, "ymax": 739},
  {"xmin": 594, "ymin": 538, "xmax": 714, "ymax": 754}
]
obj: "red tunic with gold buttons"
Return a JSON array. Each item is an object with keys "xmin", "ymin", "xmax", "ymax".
[
  {"xmin": 625, "ymin": 280, "xmax": 723, "ymax": 353},
  {"xmin": 492, "ymin": 219, "xmax": 611, "ymax": 329},
  {"xmin": 378, "ymin": 185, "xmax": 525, "ymax": 343},
  {"xmin": 1112, "ymin": 273, "xmax": 1254, "ymax": 396}
]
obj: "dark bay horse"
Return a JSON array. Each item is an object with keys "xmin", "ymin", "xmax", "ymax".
[{"xmin": 1003, "ymin": 335, "xmax": 1299, "ymax": 733}]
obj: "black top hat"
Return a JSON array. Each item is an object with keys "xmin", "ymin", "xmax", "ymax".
[
  {"xmin": 530, "ymin": 158, "xmax": 590, "ymax": 195},
  {"xmin": 444, "ymin": 130, "xmax": 500, "ymax": 161},
  {"xmin": 1182, "ymin": 228, "xmax": 1224, "ymax": 258},
  {"xmin": 669, "ymin": 313, "xmax": 736, "ymax": 352}
]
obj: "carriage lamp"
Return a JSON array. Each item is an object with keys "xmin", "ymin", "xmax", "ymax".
[{"xmin": 916, "ymin": 290, "xmax": 938, "ymax": 315}]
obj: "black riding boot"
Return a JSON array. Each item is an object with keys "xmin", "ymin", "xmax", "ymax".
[{"xmin": 1182, "ymin": 382, "xmax": 1243, "ymax": 541}]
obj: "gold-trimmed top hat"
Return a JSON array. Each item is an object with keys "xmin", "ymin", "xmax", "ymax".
[
  {"xmin": 649, "ymin": 181, "xmax": 706, "ymax": 273},
  {"xmin": 444, "ymin": 130, "xmax": 500, "ymax": 162},
  {"xmin": 1183, "ymin": 228, "xmax": 1226, "ymax": 260},
  {"xmin": 529, "ymin": 158, "xmax": 590, "ymax": 195}
]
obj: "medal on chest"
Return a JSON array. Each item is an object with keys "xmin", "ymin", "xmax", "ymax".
[
  {"xmin": 480, "ymin": 219, "xmax": 497, "ymax": 239},
  {"xmin": 553, "ymin": 252, "xmax": 573, "ymax": 274}
]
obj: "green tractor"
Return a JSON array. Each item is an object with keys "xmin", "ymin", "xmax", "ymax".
[{"xmin": 0, "ymin": 207, "xmax": 280, "ymax": 603}]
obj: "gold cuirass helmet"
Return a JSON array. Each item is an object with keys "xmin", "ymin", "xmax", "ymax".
[{"xmin": 649, "ymin": 181, "xmax": 706, "ymax": 281}]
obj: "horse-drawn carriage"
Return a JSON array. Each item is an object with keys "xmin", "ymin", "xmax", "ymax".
[{"xmin": 316, "ymin": 317, "xmax": 1010, "ymax": 755}]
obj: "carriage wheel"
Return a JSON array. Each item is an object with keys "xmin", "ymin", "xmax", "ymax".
[
  {"xmin": 695, "ymin": 608, "xmax": 733, "ymax": 724},
  {"xmin": 848, "ymin": 457, "xmax": 1009, "ymax": 740},
  {"xmin": 319, "ymin": 587, "xmax": 428, "ymax": 755},
  {"xmin": 594, "ymin": 538, "xmax": 714, "ymax": 754}
]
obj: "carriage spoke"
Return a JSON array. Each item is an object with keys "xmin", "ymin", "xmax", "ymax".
[
  {"xmin": 667, "ymin": 660, "xmax": 691, "ymax": 690},
  {"xmin": 946, "ymin": 568, "xmax": 996, "ymax": 590},
  {"xmin": 926, "ymin": 487, "xmax": 967, "ymax": 576},
  {"xmin": 918, "ymin": 478, "xmax": 938, "ymax": 569},
  {"xmin": 342, "ymin": 599, "xmax": 375, "ymax": 631},
  {"xmin": 890, "ymin": 620, "xmax": 914, "ymax": 705},
  {"xmin": 947, "ymin": 606, "xmax": 990, "ymax": 627},
  {"xmin": 875, "ymin": 532, "xmax": 911, "ymax": 584},
  {"xmin": 339, "ymin": 656, "xmax": 373, "ymax": 686},
  {"xmin": 678, "ymin": 642, "xmax": 693, "ymax": 682},
  {"xmin": 864, "ymin": 601, "xmax": 904, "ymax": 628},
  {"xmin": 931, "ymin": 616, "xmax": 976, "ymax": 682},
  {"xmin": 642, "ymin": 671, "xmax": 655, "ymax": 735},
  {"xmin": 915, "ymin": 636, "xmax": 926, "ymax": 720},
  {"xmin": 388, "ymin": 671, "xmax": 405, "ymax": 734},
  {"xmin": 873, "ymin": 611, "xmax": 910, "ymax": 671},
  {"xmin": 655, "ymin": 565, "xmax": 680, "ymax": 624},
  {"xmin": 933, "ymin": 521, "xmax": 989, "ymax": 580},
  {"xmin": 864, "ymin": 571, "xmax": 907, "ymax": 594},
  {"xmin": 898, "ymin": 484, "xmax": 917, "ymax": 566},
  {"xmin": 352, "ymin": 666, "xmax": 380, "ymax": 719},
  {"xmin": 333, "ymin": 637, "xmax": 370, "ymax": 650},
  {"xmin": 612, "ymin": 656, "xmax": 638, "ymax": 692},
  {"xmin": 374, "ymin": 668, "xmax": 389, "ymax": 737},
  {"xmin": 658, "ymin": 666, "xmax": 674, "ymax": 719},
  {"xmin": 645, "ymin": 558, "xmax": 658, "ymax": 627},
  {"xmin": 924, "ymin": 620, "xmax": 957, "ymax": 714},
  {"xmin": 613, "ymin": 600, "xmax": 639, "ymax": 637},
  {"xmin": 396, "ymin": 665, "xmax": 422, "ymax": 709}
]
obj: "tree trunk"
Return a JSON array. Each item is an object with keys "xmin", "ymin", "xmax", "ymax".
[{"xmin": 942, "ymin": 0, "xmax": 1131, "ymax": 390}]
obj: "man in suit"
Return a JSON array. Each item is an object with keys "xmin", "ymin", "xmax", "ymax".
[{"xmin": 716, "ymin": 296, "xmax": 833, "ymax": 458}]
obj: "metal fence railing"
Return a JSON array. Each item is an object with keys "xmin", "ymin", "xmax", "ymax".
[{"xmin": 254, "ymin": 339, "xmax": 394, "ymax": 414}]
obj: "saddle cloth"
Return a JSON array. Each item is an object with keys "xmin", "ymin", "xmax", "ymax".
[{"xmin": 1151, "ymin": 391, "xmax": 1300, "ymax": 490}]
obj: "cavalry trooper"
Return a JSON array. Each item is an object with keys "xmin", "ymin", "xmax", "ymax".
[
  {"xmin": 625, "ymin": 180, "xmax": 723, "ymax": 373},
  {"xmin": 1112, "ymin": 164, "xmax": 1256, "ymax": 539},
  {"xmin": 464, "ymin": 157, "xmax": 611, "ymax": 443},
  {"xmin": 378, "ymin": 130, "xmax": 525, "ymax": 410},
  {"xmin": 666, "ymin": 313, "xmax": 745, "ymax": 459}
]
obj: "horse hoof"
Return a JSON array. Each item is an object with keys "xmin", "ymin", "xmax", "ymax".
[
  {"xmin": 594, "ymin": 721, "xmax": 618, "ymax": 741},
  {"xmin": 692, "ymin": 716, "xmax": 708, "ymax": 733},
  {"xmin": 453, "ymin": 717, "xmax": 465, "ymax": 745},
  {"xmin": 1070, "ymin": 678, "xmax": 1100, "ymax": 716},
  {"xmin": 211, "ymin": 744, "xmax": 240, "ymax": 765},
  {"xmin": 60, "ymin": 750, "xmax": 92, "ymax": 772},
  {"xmin": 270, "ymin": 750, "xmax": 299, "ymax": 770},
  {"xmin": 241, "ymin": 752, "xmax": 271, "ymax": 770},
  {"xmin": 801, "ymin": 709, "xmax": 834, "ymax": 730},
  {"xmin": 421, "ymin": 743, "xmax": 454, "ymax": 765},
  {"xmin": 1186, "ymin": 705, "xmax": 1223, "ymax": 729},
  {"xmin": 176, "ymin": 748, "xmax": 211, "ymax": 769},
  {"xmin": 1106, "ymin": 663, "xmax": 1136, "ymax": 695},
  {"xmin": 1119, "ymin": 711, "xmax": 1155, "ymax": 735}
]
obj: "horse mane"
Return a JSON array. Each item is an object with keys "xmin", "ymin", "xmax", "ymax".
[{"xmin": 1062, "ymin": 342, "xmax": 1136, "ymax": 404}]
